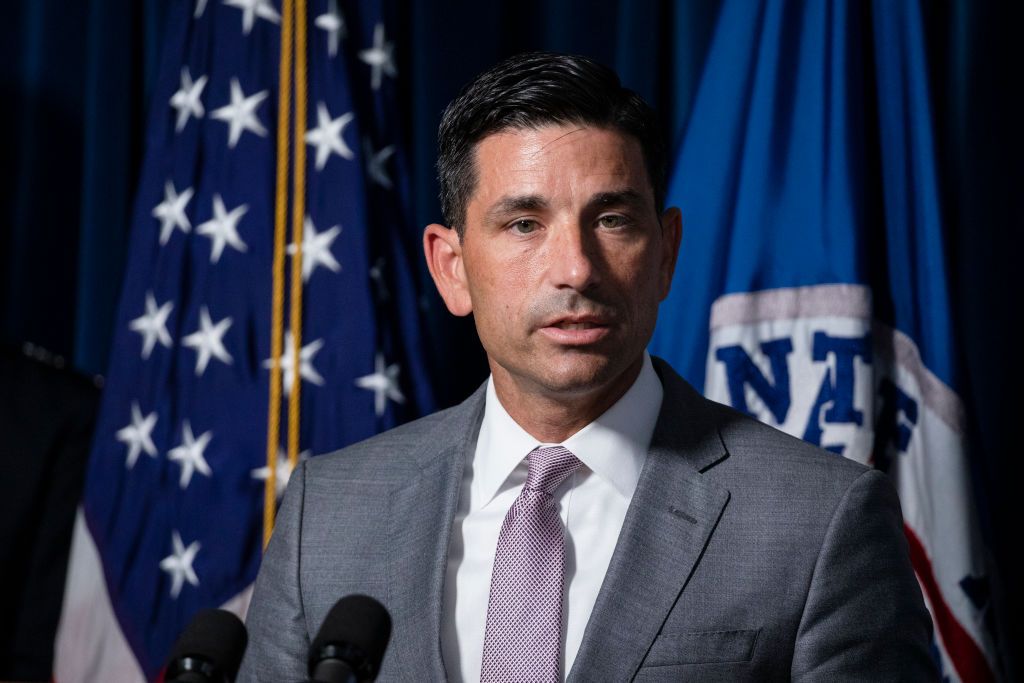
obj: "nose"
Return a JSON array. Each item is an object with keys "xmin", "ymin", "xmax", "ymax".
[{"xmin": 546, "ymin": 223, "xmax": 600, "ymax": 292}]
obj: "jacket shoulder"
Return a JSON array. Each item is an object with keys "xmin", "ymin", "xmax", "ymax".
[
  {"xmin": 707, "ymin": 397, "xmax": 869, "ymax": 478},
  {"xmin": 652, "ymin": 355, "xmax": 871, "ymax": 499},
  {"xmin": 697, "ymin": 391, "xmax": 888, "ymax": 544},
  {"xmin": 304, "ymin": 393, "xmax": 480, "ymax": 485}
]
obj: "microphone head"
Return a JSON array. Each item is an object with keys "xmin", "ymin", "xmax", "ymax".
[
  {"xmin": 309, "ymin": 595, "xmax": 392, "ymax": 682},
  {"xmin": 166, "ymin": 608, "xmax": 248, "ymax": 682}
]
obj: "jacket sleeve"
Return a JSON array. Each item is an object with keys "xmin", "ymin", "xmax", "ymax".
[
  {"xmin": 790, "ymin": 468, "xmax": 940, "ymax": 681},
  {"xmin": 236, "ymin": 461, "xmax": 311, "ymax": 683}
]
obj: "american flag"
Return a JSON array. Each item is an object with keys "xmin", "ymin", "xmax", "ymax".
[{"xmin": 54, "ymin": 0, "xmax": 433, "ymax": 679}]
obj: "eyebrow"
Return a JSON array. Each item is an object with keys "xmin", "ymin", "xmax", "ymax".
[
  {"xmin": 588, "ymin": 189, "xmax": 648, "ymax": 211},
  {"xmin": 483, "ymin": 195, "xmax": 549, "ymax": 224},
  {"xmin": 482, "ymin": 189, "xmax": 649, "ymax": 225}
]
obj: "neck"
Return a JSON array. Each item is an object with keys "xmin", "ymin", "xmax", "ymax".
[{"xmin": 491, "ymin": 356, "xmax": 644, "ymax": 443}]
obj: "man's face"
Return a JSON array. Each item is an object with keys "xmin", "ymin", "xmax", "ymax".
[{"xmin": 427, "ymin": 125, "xmax": 680, "ymax": 406}]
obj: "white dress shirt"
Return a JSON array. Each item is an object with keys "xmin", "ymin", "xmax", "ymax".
[{"xmin": 440, "ymin": 353, "xmax": 664, "ymax": 682}]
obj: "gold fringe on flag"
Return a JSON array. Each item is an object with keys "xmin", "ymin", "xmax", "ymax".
[
  {"xmin": 289, "ymin": 0, "xmax": 308, "ymax": 475},
  {"xmin": 264, "ymin": 0, "xmax": 308, "ymax": 549}
]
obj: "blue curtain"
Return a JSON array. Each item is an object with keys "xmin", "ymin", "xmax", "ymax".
[
  {"xmin": 1, "ymin": 0, "xmax": 173, "ymax": 376},
  {"xmin": 930, "ymin": 4, "xmax": 1024, "ymax": 676}
]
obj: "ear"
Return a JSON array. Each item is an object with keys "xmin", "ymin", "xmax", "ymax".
[
  {"xmin": 657, "ymin": 206, "xmax": 683, "ymax": 300},
  {"xmin": 423, "ymin": 223, "xmax": 473, "ymax": 316}
]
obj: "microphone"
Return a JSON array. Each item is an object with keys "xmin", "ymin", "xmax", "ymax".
[
  {"xmin": 165, "ymin": 608, "xmax": 248, "ymax": 683},
  {"xmin": 308, "ymin": 595, "xmax": 392, "ymax": 683}
]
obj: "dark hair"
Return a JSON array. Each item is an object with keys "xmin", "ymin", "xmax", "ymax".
[{"xmin": 436, "ymin": 52, "xmax": 667, "ymax": 236}]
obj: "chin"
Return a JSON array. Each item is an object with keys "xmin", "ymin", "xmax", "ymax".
[{"xmin": 533, "ymin": 356, "xmax": 624, "ymax": 396}]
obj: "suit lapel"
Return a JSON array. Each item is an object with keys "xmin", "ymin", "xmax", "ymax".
[
  {"xmin": 386, "ymin": 385, "xmax": 486, "ymax": 681},
  {"xmin": 568, "ymin": 359, "xmax": 731, "ymax": 681}
]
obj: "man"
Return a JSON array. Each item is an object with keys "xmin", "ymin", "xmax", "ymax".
[{"xmin": 239, "ymin": 53, "xmax": 937, "ymax": 681}]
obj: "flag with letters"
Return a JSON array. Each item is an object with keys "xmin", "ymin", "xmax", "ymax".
[
  {"xmin": 53, "ymin": 0, "xmax": 432, "ymax": 679},
  {"xmin": 650, "ymin": 1, "xmax": 1000, "ymax": 680}
]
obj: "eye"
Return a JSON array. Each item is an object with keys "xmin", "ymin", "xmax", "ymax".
[
  {"xmin": 597, "ymin": 214, "xmax": 628, "ymax": 229},
  {"xmin": 509, "ymin": 219, "xmax": 539, "ymax": 235}
]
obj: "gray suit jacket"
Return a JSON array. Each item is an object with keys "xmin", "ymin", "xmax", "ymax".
[{"xmin": 239, "ymin": 358, "xmax": 937, "ymax": 681}]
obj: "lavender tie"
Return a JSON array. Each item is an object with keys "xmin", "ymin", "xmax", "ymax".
[{"xmin": 479, "ymin": 445, "xmax": 583, "ymax": 683}]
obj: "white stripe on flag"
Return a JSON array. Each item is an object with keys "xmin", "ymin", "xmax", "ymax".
[{"xmin": 54, "ymin": 510, "xmax": 146, "ymax": 682}]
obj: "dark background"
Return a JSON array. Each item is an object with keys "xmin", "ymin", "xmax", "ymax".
[{"xmin": 1, "ymin": 0, "xmax": 1020, "ymax": 679}]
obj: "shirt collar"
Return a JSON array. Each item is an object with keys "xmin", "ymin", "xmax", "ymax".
[{"xmin": 472, "ymin": 352, "xmax": 663, "ymax": 507}]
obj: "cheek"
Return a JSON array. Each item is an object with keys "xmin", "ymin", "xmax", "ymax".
[
  {"xmin": 610, "ymin": 246, "xmax": 657, "ymax": 288},
  {"xmin": 467, "ymin": 265, "xmax": 520, "ymax": 331},
  {"xmin": 495, "ymin": 270, "xmax": 530, "ymax": 326},
  {"xmin": 615, "ymin": 248, "xmax": 665, "ymax": 315},
  {"xmin": 479, "ymin": 253, "xmax": 532, "ymax": 302}
]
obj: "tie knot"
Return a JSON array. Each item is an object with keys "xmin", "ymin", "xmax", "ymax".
[{"xmin": 525, "ymin": 446, "xmax": 582, "ymax": 494}]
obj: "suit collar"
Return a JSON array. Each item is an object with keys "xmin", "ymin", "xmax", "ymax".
[
  {"xmin": 647, "ymin": 355, "xmax": 730, "ymax": 473},
  {"xmin": 386, "ymin": 383, "xmax": 486, "ymax": 680},
  {"xmin": 568, "ymin": 357, "xmax": 731, "ymax": 681}
]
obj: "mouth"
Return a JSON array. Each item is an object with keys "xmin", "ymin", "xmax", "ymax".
[
  {"xmin": 538, "ymin": 316, "xmax": 612, "ymax": 345},
  {"xmin": 551, "ymin": 321, "xmax": 603, "ymax": 330}
]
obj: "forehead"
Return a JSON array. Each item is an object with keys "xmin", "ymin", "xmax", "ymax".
[{"xmin": 468, "ymin": 125, "xmax": 651, "ymax": 208}]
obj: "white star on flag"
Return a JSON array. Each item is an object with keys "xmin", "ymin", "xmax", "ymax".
[
  {"xmin": 167, "ymin": 420, "xmax": 214, "ymax": 489},
  {"xmin": 263, "ymin": 332, "xmax": 326, "ymax": 396},
  {"xmin": 194, "ymin": 0, "xmax": 208, "ymax": 18},
  {"xmin": 223, "ymin": 0, "xmax": 280, "ymax": 35},
  {"xmin": 159, "ymin": 530, "xmax": 201, "ymax": 599},
  {"xmin": 129, "ymin": 292, "xmax": 174, "ymax": 359},
  {"xmin": 358, "ymin": 22, "xmax": 396, "ymax": 91},
  {"xmin": 355, "ymin": 352, "xmax": 405, "ymax": 417},
  {"xmin": 181, "ymin": 306, "xmax": 234, "ymax": 375},
  {"xmin": 211, "ymin": 78, "xmax": 269, "ymax": 148},
  {"xmin": 152, "ymin": 181, "xmax": 194, "ymax": 245},
  {"xmin": 251, "ymin": 448, "xmax": 310, "ymax": 500},
  {"xmin": 305, "ymin": 102, "xmax": 355, "ymax": 170},
  {"xmin": 287, "ymin": 216, "xmax": 342, "ymax": 281},
  {"xmin": 115, "ymin": 401, "xmax": 158, "ymax": 469},
  {"xmin": 364, "ymin": 139, "xmax": 395, "ymax": 189},
  {"xmin": 197, "ymin": 194, "xmax": 249, "ymax": 263},
  {"xmin": 314, "ymin": 0, "xmax": 346, "ymax": 57},
  {"xmin": 169, "ymin": 67, "xmax": 207, "ymax": 132}
]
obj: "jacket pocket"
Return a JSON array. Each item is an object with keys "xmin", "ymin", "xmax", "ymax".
[{"xmin": 641, "ymin": 628, "xmax": 760, "ymax": 667}]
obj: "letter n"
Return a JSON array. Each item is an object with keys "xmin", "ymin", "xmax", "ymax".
[{"xmin": 714, "ymin": 338, "xmax": 794, "ymax": 424}]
